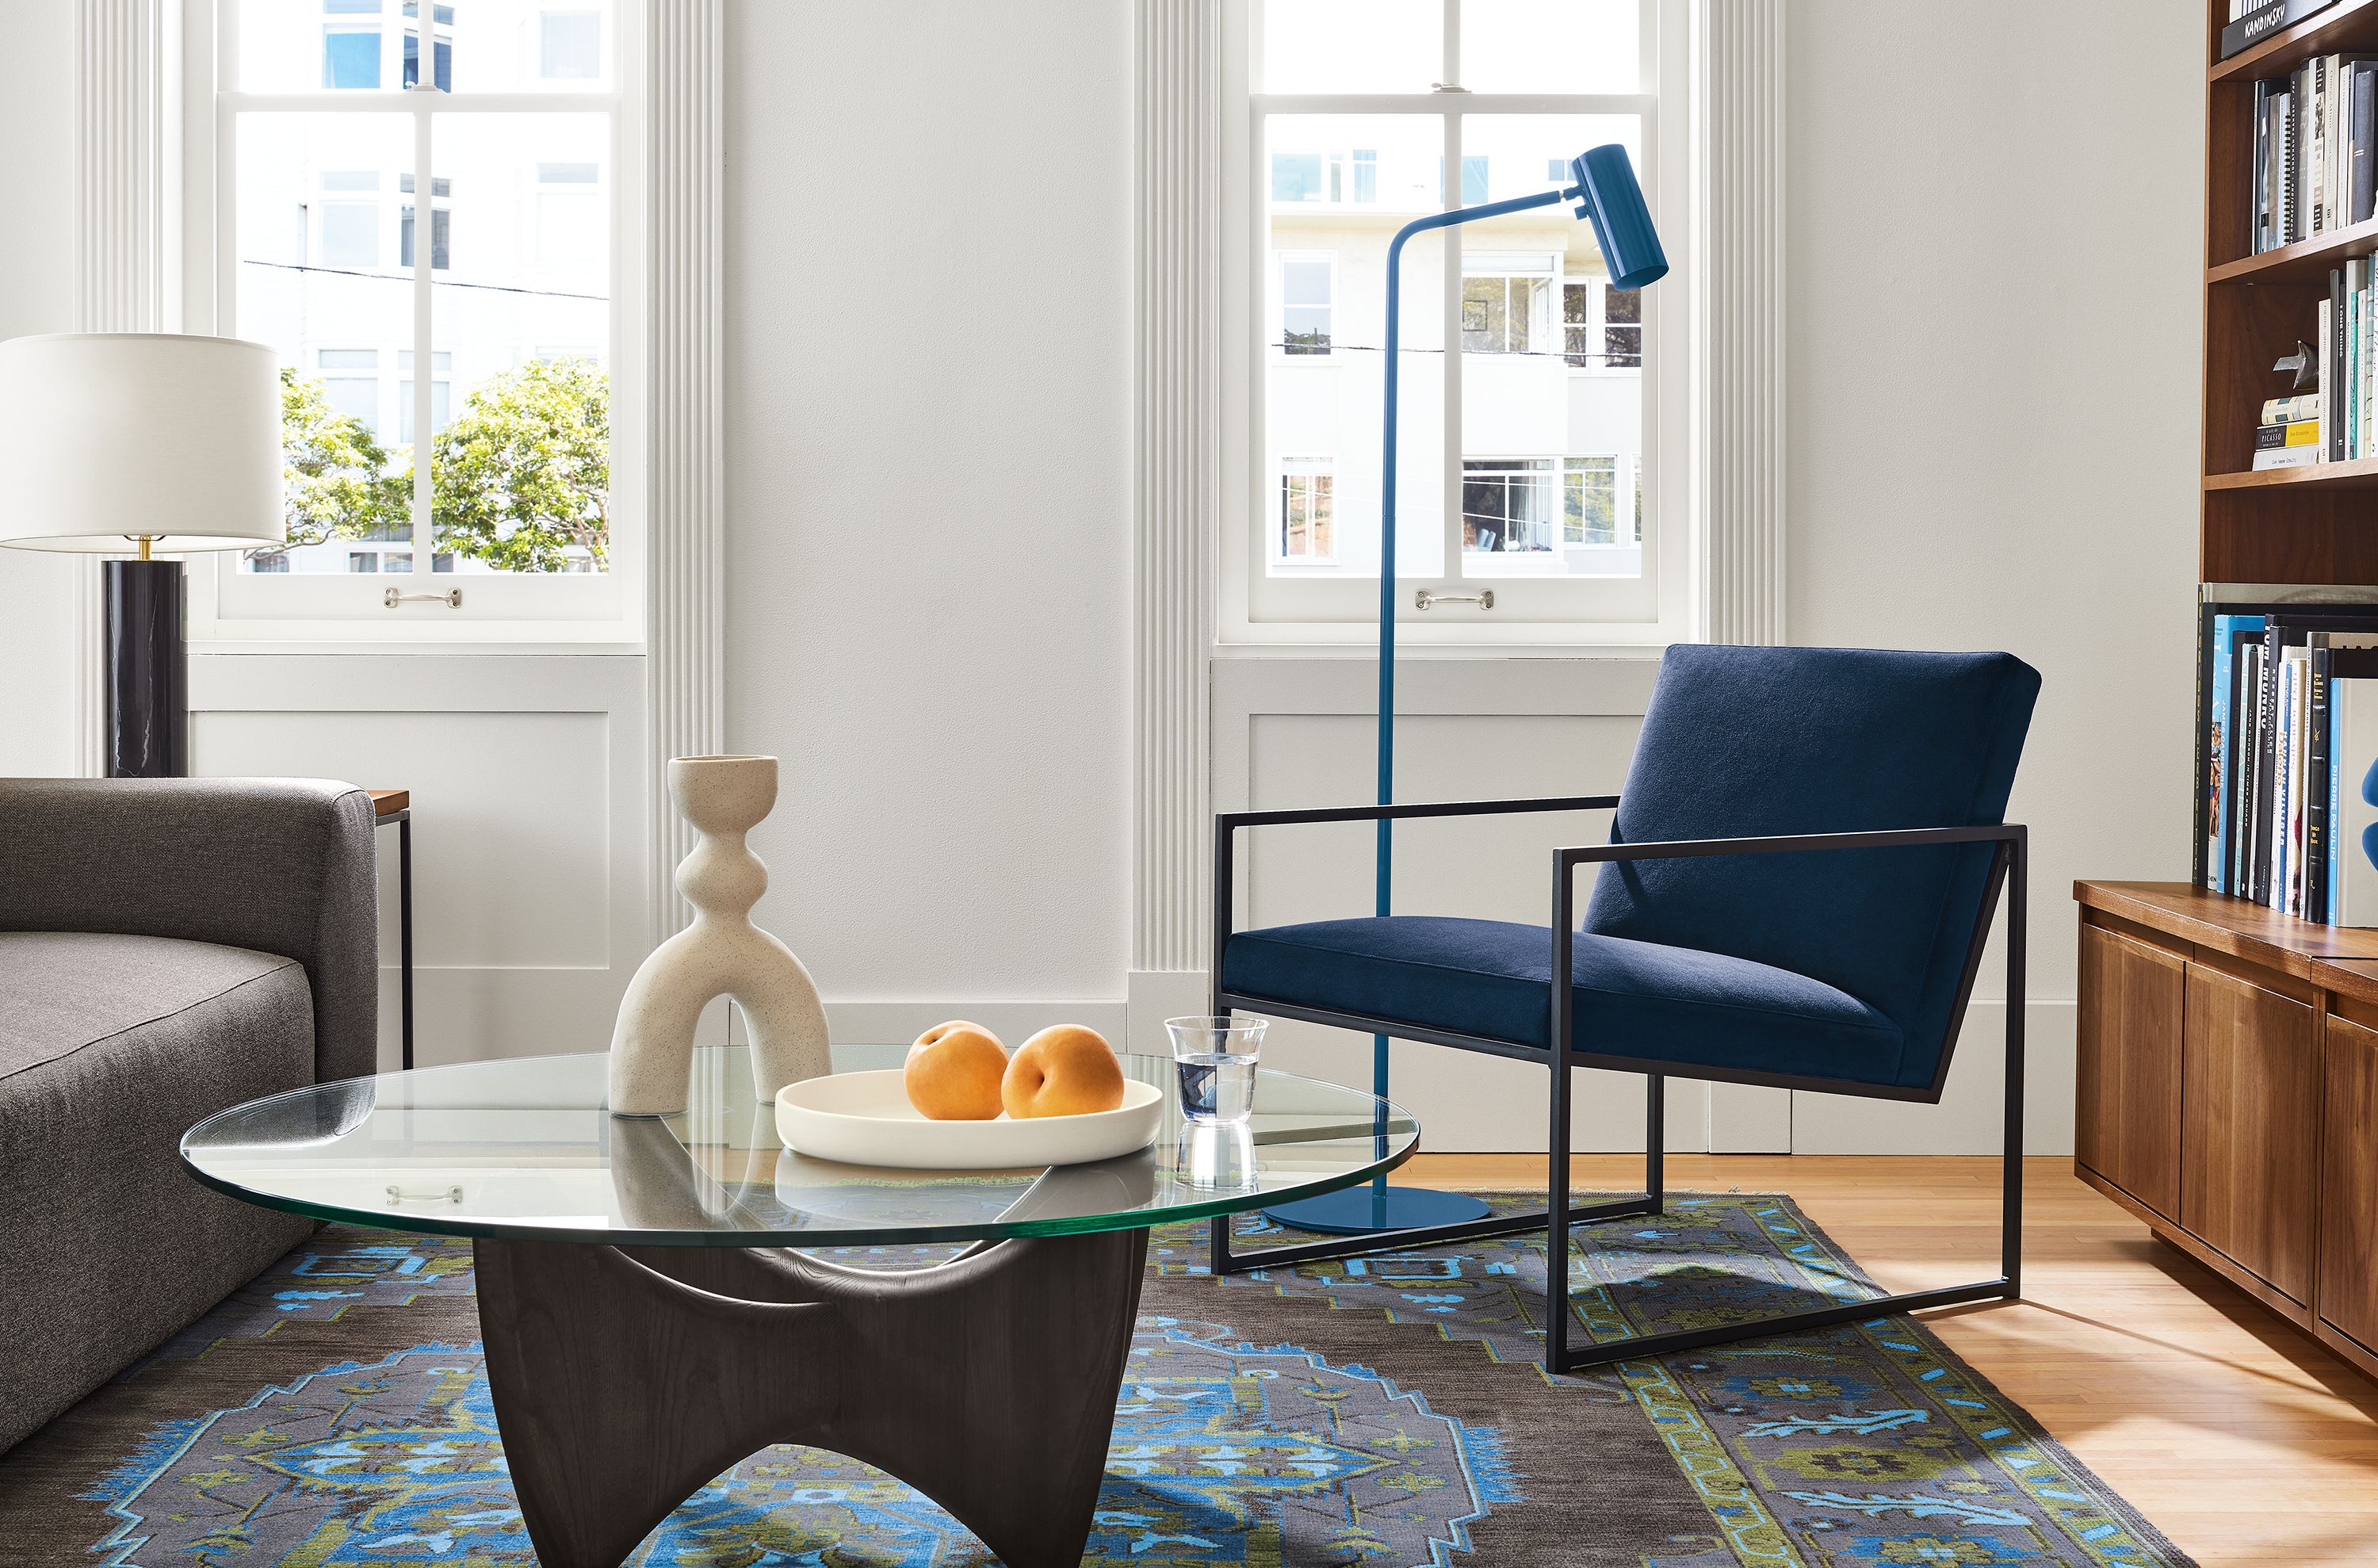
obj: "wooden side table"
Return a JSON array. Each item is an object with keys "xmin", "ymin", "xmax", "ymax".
[{"xmin": 369, "ymin": 790, "xmax": 413, "ymax": 1071}]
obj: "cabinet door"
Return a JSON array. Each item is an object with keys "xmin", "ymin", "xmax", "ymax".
[
  {"xmin": 2323, "ymin": 1014, "xmax": 2378, "ymax": 1352},
  {"xmin": 2183, "ymin": 964, "xmax": 2319, "ymax": 1302},
  {"xmin": 2076, "ymin": 924, "xmax": 2185, "ymax": 1218}
]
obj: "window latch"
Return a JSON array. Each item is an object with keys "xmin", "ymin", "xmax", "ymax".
[
  {"xmin": 384, "ymin": 588, "xmax": 463, "ymax": 609},
  {"xmin": 1415, "ymin": 590, "xmax": 1494, "ymax": 610}
]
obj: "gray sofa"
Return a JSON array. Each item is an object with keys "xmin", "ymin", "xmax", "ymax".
[{"xmin": 0, "ymin": 778, "xmax": 377, "ymax": 1455}]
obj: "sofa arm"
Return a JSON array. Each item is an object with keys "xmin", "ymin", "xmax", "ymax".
[{"xmin": 0, "ymin": 778, "xmax": 380, "ymax": 1084}]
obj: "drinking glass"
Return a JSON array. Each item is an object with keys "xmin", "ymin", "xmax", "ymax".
[{"xmin": 1164, "ymin": 1014, "xmax": 1266, "ymax": 1126}]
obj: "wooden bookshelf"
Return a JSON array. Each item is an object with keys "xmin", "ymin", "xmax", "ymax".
[{"xmin": 2201, "ymin": 2, "xmax": 2378, "ymax": 572}]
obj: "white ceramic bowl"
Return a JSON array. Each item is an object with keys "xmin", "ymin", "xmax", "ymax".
[{"xmin": 775, "ymin": 1070, "xmax": 1164, "ymax": 1170}]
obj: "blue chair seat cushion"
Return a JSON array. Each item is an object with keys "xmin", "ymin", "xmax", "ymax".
[{"xmin": 1221, "ymin": 916, "xmax": 1908, "ymax": 1088}]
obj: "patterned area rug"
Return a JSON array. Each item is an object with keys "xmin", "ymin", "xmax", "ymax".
[{"xmin": 0, "ymin": 1194, "xmax": 2196, "ymax": 1567}]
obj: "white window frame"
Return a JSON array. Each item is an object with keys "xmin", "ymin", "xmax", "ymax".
[
  {"xmin": 178, "ymin": 0, "xmax": 647, "ymax": 642},
  {"xmin": 1222, "ymin": 0, "xmax": 1692, "ymax": 648},
  {"xmin": 1563, "ymin": 274, "xmax": 1641, "ymax": 377}
]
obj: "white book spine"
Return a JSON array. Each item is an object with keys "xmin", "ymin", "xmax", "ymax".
[{"xmin": 2276, "ymin": 656, "xmax": 2297, "ymax": 909}]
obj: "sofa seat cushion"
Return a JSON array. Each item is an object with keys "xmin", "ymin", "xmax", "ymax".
[
  {"xmin": 1221, "ymin": 916, "xmax": 1908, "ymax": 1087},
  {"xmin": 0, "ymin": 931, "xmax": 301, "ymax": 1080},
  {"xmin": 0, "ymin": 931, "xmax": 319, "ymax": 1455}
]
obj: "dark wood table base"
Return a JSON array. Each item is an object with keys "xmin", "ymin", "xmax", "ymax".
[{"xmin": 476, "ymin": 1228, "xmax": 1151, "ymax": 1567}]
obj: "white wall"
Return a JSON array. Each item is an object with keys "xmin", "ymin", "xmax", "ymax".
[
  {"xmin": 721, "ymin": 0, "xmax": 1137, "ymax": 1038},
  {"xmin": 0, "ymin": 1, "xmax": 2203, "ymax": 1152},
  {"xmin": 0, "ymin": 0, "xmax": 83, "ymax": 778},
  {"xmin": 1785, "ymin": 0, "xmax": 2202, "ymax": 1151}
]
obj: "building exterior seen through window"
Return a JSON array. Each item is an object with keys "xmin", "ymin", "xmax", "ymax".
[
  {"xmin": 1259, "ymin": 0, "xmax": 1652, "ymax": 599},
  {"xmin": 229, "ymin": 0, "xmax": 614, "ymax": 577}
]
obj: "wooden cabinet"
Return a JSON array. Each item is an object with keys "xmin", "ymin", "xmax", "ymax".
[
  {"xmin": 2181, "ymin": 965, "xmax": 2319, "ymax": 1302},
  {"xmin": 2074, "ymin": 881, "xmax": 2378, "ymax": 1380},
  {"xmin": 2323, "ymin": 1014, "xmax": 2378, "ymax": 1357},
  {"xmin": 2076, "ymin": 926, "xmax": 2185, "ymax": 1220}
]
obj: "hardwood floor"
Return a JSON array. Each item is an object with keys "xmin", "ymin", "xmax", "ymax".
[{"xmin": 1394, "ymin": 1153, "xmax": 2378, "ymax": 1568}]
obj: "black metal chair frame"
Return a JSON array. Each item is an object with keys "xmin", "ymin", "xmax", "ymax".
[{"xmin": 1205, "ymin": 793, "xmax": 2028, "ymax": 1375}]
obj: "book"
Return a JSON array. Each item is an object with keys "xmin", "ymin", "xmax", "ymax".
[
  {"xmin": 2264, "ymin": 393, "xmax": 2325, "ymax": 423},
  {"xmin": 2223, "ymin": 0, "xmax": 2338, "ymax": 61},
  {"xmin": 2258, "ymin": 419, "xmax": 2324, "ymax": 448},
  {"xmin": 2334, "ymin": 267, "xmax": 2349, "ymax": 461},
  {"xmin": 2254, "ymin": 445, "xmax": 2323, "ymax": 469},
  {"xmin": 2355, "ymin": 62, "xmax": 2378, "ymax": 224},
  {"xmin": 2214, "ymin": 614, "xmax": 2266, "ymax": 896},
  {"xmin": 2333, "ymin": 676, "xmax": 2378, "ymax": 924}
]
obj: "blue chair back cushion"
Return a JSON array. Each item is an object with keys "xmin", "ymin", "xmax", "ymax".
[{"xmin": 1582, "ymin": 644, "xmax": 2039, "ymax": 1088}]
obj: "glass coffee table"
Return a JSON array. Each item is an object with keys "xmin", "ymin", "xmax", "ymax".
[{"xmin": 181, "ymin": 1047, "xmax": 1417, "ymax": 1568}]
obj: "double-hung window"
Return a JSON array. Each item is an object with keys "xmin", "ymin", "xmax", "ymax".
[
  {"xmin": 199, "ymin": 0, "xmax": 637, "ymax": 629},
  {"xmin": 1240, "ymin": 0, "xmax": 1683, "ymax": 638}
]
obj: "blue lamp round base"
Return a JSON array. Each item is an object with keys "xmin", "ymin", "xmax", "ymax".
[{"xmin": 1261, "ymin": 1184, "xmax": 1490, "ymax": 1236}]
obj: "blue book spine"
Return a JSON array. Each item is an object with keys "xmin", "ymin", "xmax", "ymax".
[{"xmin": 2214, "ymin": 614, "xmax": 2264, "ymax": 897}]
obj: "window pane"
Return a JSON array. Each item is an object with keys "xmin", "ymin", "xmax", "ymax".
[
  {"xmin": 1460, "ymin": 0, "xmax": 1640, "ymax": 94},
  {"xmin": 239, "ymin": 0, "xmax": 611, "ymax": 92},
  {"xmin": 427, "ymin": 112, "xmax": 610, "ymax": 574},
  {"xmin": 1267, "ymin": 113, "xmax": 1446, "ymax": 581},
  {"xmin": 322, "ymin": 27, "xmax": 382, "ymax": 89},
  {"xmin": 541, "ymin": 10, "xmax": 602, "ymax": 78},
  {"xmin": 1261, "ymin": 0, "xmax": 1439, "ymax": 94},
  {"xmin": 1461, "ymin": 113, "xmax": 1644, "ymax": 581},
  {"xmin": 235, "ymin": 112, "xmax": 415, "ymax": 574}
]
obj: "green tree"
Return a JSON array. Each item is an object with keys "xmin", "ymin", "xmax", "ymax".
[
  {"xmin": 429, "ymin": 357, "xmax": 609, "ymax": 572},
  {"xmin": 275, "ymin": 369, "xmax": 406, "ymax": 556}
]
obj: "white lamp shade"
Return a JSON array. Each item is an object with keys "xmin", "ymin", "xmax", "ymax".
[{"xmin": 0, "ymin": 333, "xmax": 285, "ymax": 554}]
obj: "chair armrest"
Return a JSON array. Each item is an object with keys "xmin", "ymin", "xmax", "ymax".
[
  {"xmin": 1556, "ymin": 821, "xmax": 2023, "ymax": 872},
  {"xmin": 0, "ymin": 777, "xmax": 380, "ymax": 1084}
]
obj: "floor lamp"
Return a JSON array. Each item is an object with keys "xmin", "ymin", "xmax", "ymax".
[
  {"xmin": 0, "ymin": 335, "xmax": 288, "ymax": 776},
  {"xmin": 1264, "ymin": 146, "xmax": 1672, "ymax": 1235}
]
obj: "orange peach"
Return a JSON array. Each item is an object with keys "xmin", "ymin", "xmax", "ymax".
[
  {"xmin": 1001, "ymin": 1024, "xmax": 1125, "ymax": 1119},
  {"xmin": 904, "ymin": 1021, "xmax": 1008, "ymax": 1121}
]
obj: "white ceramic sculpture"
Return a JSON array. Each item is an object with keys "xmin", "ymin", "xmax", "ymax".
[{"xmin": 610, "ymin": 755, "xmax": 832, "ymax": 1116}]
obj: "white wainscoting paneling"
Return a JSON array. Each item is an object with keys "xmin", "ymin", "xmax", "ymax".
[
  {"xmin": 189, "ymin": 651, "xmax": 649, "ymax": 1069},
  {"xmin": 1788, "ymin": 1001, "xmax": 2075, "ymax": 1157}
]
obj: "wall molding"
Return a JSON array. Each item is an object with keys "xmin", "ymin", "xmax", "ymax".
[
  {"xmin": 645, "ymin": 0, "xmax": 725, "ymax": 943},
  {"xmin": 1132, "ymin": 0, "xmax": 1223, "ymax": 989},
  {"xmin": 1699, "ymin": 0, "xmax": 1787, "ymax": 647},
  {"xmin": 75, "ymin": 0, "xmax": 181, "ymax": 778}
]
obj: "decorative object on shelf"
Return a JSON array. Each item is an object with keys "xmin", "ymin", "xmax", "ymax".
[
  {"xmin": 776, "ymin": 1068, "xmax": 1163, "ymax": 1169},
  {"xmin": 0, "ymin": 334, "xmax": 286, "ymax": 777},
  {"xmin": 1263, "ymin": 143, "xmax": 1670, "ymax": 1239},
  {"xmin": 610, "ymin": 755, "xmax": 830, "ymax": 1116}
]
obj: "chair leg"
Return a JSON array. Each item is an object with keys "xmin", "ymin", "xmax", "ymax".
[{"xmin": 1645, "ymin": 1073, "xmax": 1665, "ymax": 1214}]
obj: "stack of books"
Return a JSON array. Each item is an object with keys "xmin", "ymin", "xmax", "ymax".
[
  {"xmin": 2250, "ymin": 48, "xmax": 2375, "ymax": 253},
  {"xmin": 2255, "ymin": 392, "xmax": 2324, "ymax": 468},
  {"xmin": 2199, "ymin": 601, "xmax": 2378, "ymax": 924},
  {"xmin": 2226, "ymin": 0, "xmax": 2341, "ymax": 63}
]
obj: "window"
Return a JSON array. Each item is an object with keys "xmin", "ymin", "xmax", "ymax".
[
  {"xmin": 1281, "ymin": 461, "xmax": 1336, "ymax": 560},
  {"xmin": 318, "ymin": 170, "xmax": 380, "ymax": 268},
  {"xmin": 402, "ymin": 2, "xmax": 453, "ymax": 90},
  {"xmin": 399, "ymin": 174, "xmax": 451, "ymax": 270},
  {"xmin": 1562, "ymin": 277, "xmax": 1639, "ymax": 370},
  {"xmin": 216, "ymin": 3, "xmax": 622, "ymax": 601},
  {"xmin": 1278, "ymin": 252, "xmax": 1332, "ymax": 355},
  {"xmin": 1246, "ymin": 0, "xmax": 1672, "ymax": 634},
  {"xmin": 1461, "ymin": 458, "xmax": 1557, "ymax": 553},
  {"xmin": 541, "ymin": 10, "xmax": 602, "ymax": 79},
  {"xmin": 536, "ymin": 162, "xmax": 603, "ymax": 268}
]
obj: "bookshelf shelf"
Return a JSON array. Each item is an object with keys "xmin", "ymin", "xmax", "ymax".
[
  {"xmin": 2209, "ymin": 213, "xmax": 2378, "ymax": 283},
  {"xmin": 2205, "ymin": 457, "xmax": 2378, "ymax": 490},
  {"xmin": 2212, "ymin": 0, "xmax": 2378, "ymax": 83}
]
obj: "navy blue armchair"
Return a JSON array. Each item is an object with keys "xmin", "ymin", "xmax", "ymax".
[{"xmin": 1209, "ymin": 644, "xmax": 2040, "ymax": 1373}]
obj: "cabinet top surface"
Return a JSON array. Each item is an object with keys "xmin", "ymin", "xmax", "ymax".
[{"xmin": 2075, "ymin": 881, "xmax": 2378, "ymax": 976}]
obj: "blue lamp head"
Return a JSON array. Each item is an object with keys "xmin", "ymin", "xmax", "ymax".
[{"xmin": 1569, "ymin": 144, "xmax": 1669, "ymax": 290}]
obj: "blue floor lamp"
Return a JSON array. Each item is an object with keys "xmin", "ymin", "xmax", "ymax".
[{"xmin": 1263, "ymin": 145, "xmax": 1672, "ymax": 1235}]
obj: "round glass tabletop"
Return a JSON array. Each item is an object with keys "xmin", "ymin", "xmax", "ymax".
[{"xmin": 179, "ymin": 1047, "xmax": 1419, "ymax": 1247}]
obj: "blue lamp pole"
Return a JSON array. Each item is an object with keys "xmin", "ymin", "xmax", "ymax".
[{"xmin": 1264, "ymin": 144, "xmax": 1671, "ymax": 1237}]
